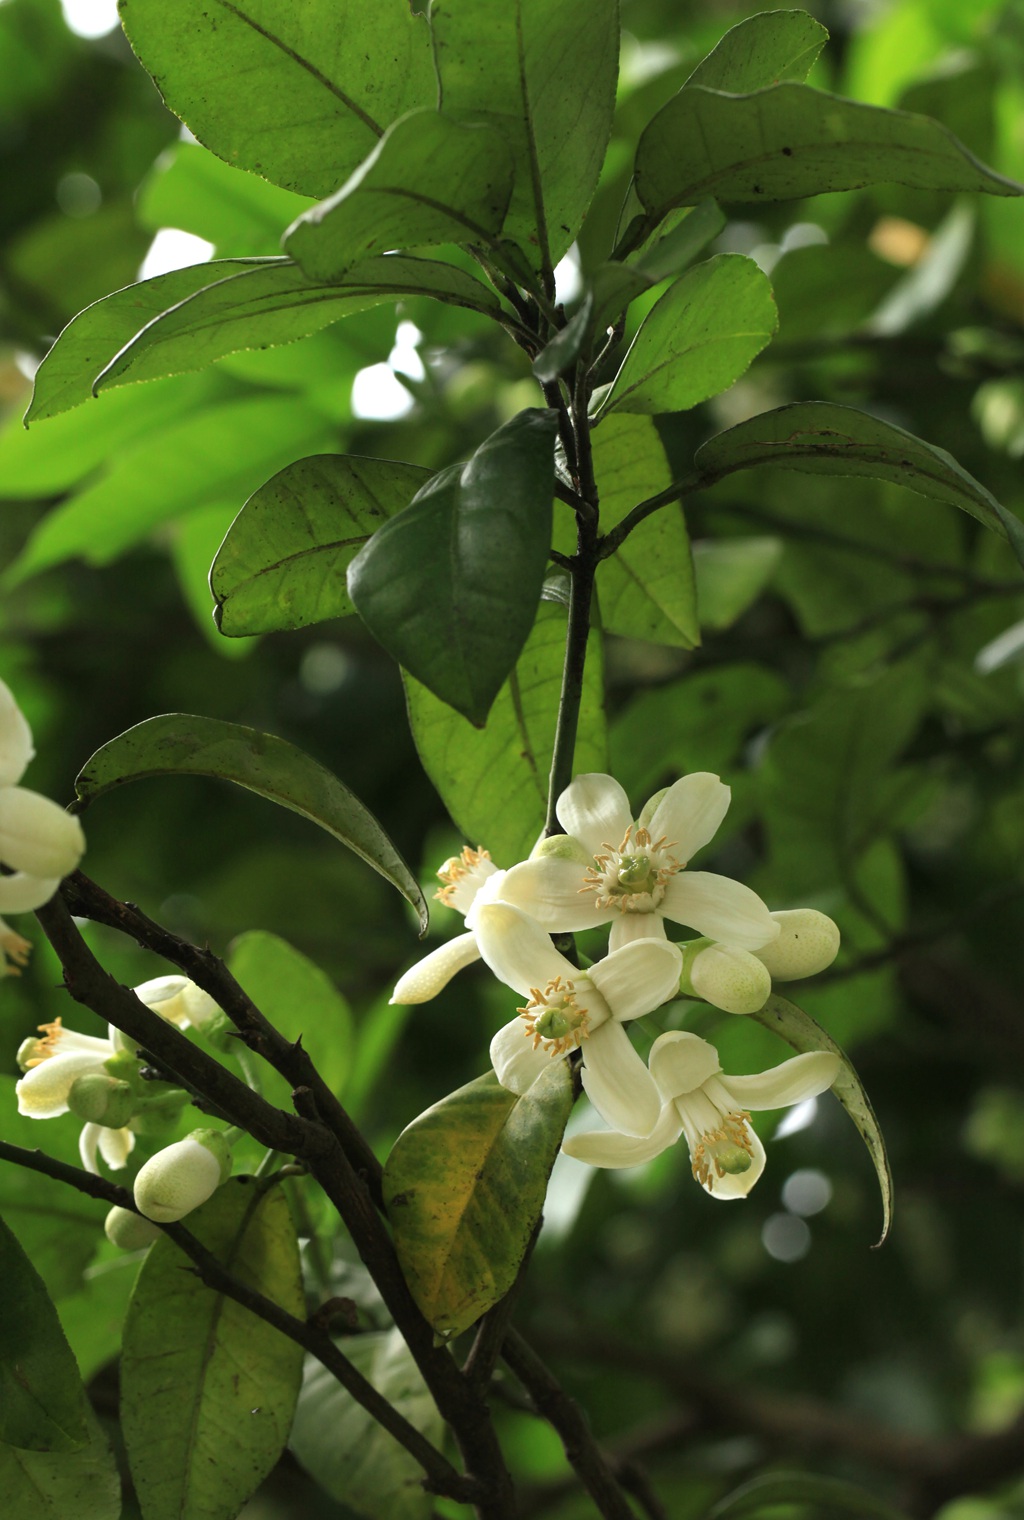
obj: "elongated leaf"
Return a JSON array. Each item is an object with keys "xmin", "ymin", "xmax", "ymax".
[
  {"xmin": 686, "ymin": 9, "xmax": 828, "ymax": 92},
  {"xmin": 405, "ymin": 602, "xmax": 607, "ymax": 865},
  {"xmin": 74, "ymin": 713, "xmax": 428, "ymax": 931},
  {"xmin": 707, "ymin": 1470, "xmax": 910, "ymax": 1520},
  {"xmin": 118, "ymin": 0, "xmax": 437, "ymax": 198},
  {"xmin": 93, "ymin": 256, "xmax": 503, "ymax": 396},
  {"xmin": 694, "ymin": 401, "xmax": 1024, "ymax": 568},
  {"xmin": 635, "ymin": 83, "xmax": 1024, "ymax": 224},
  {"xmin": 285, "ymin": 111, "xmax": 514, "ymax": 280},
  {"xmin": 604, "ymin": 255, "xmax": 777, "ymax": 415},
  {"xmin": 384, "ymin": 1063, "xmax": 573, "ymax": 1337},
  {"xmin": 0, "ymin": 1216, "xmax": 90, "ymax": 1452},
  {"xmin": 349, "ymin": 409, "xmax": 556, "ymax": 726},
  {"xmin": 751, "ymin": 994, "xmax": 892, "ymax": 1245},
  {"xmin": 593, "ymin": 202, "xmax": 726, "ymax": 333},
  {"xmin": 291, "ymin": 1329, "xmax": 443, "ymax": 1520},
  {"xmin": 227, "ymin": 931, "xmax": 355, "ymax": 1107},
  {"xmin": 0, "ymin": 1410, "xmax": 121, "ymax": 1520},
  {"xmin": 212, "ymin": 455, "xmax": 431, "ymax": 636},
  {"xmin": 121, "ymin": 1180, "xmax": 305, "ymax": 1520},
  {"xmin": 432, "ymin": 0, "xmax": 618, "ymax": 271},
  {"xmin": 533, "ymin": 293, "xmax": 594, "ymax": 384}
]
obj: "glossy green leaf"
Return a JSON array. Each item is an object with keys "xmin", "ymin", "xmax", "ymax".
[
  {"xmin": 227, "ymin": 931, "xmax": 355, "ymax": 1106},
  {"xmin": 0, "ymin": 1410, "xmax": 121, "ymax": 1520},
  {"xmin": 593, "ymin": 202, "xmax": 727, "ymax": 333},
  {"xmin": 121, "ymin": 1180, "xmax": 305, "ymax": 1520},
  {"xmin": 707, "ymin": 1468, "xmax": 910, "ymax": 1520},
  {"xmin": 212, "ymin": 455, "xmax": 430, "ymax": 636},
  {"xmin": 74, "ymin": 713, "xmax": 428, "ymax": 931},
  {"xmin": 383, "ymin": 1063, "xmax": 573, "ymax": 1337},
  {"xmin": 432, "ymin": 0, "xmax": 618, "ymax": 271},
  {"xmin": 532, "ymin": 293, "xmax": 594, "ymax": 384},
  {"xmin": 693, "ymin": 537, "xmax": 782, "ymax": 630},
  {"xmin": 285, "ymin": 111, "xmax": 514, "ymax": 280},
  {"xmin": 349, "ymin": 409, "xmax": 556, "ymax": 726},
  {"xmin": 290, "ymin": 1328, "xmax": 443, "ymax": 1520},
  {"xmin": 118, "ymin": 0, "xmax": 437, "ymax": 198},
  {"xmin": 93, "ymin": 257, "xmax": 503, "ymax": 396},
  {"xmin": 685, "ymin": 9, "xmax": 828, "ymax": 92},
  {"xmin": 9, "ymin": 396, "xmax": 333, "ymax": 581},
  {"xmin": 694, "ymin": 401, "xmax": 1024, "ymax": 569},
  {"xmin": 405, "ymin": 602, "xmax": 607, "ymax": 865},
  {"xmin": 634, "ymin": 83, "xmax": 1024, "ymax": 224},
  {"xmin": 603, "ymin": 255, "xmax": 777, "ymax": 416},
  {"xmin": 752, "ymin": 994, "xmax": 893, "ymax": 1245},
  {"xmin": 138, "ymin": 143, "xmax": 316, "ymax": 256},
  {"xmin": 590, "ymin": 415, "xmax": 698, "ymax": 646},
  {"xmin": 0, "ymin": 1215, "xmax": 90, "ymax": 1452}
]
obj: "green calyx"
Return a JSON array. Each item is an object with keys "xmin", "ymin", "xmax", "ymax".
[{"xmin": 67, "ymin": 1073, "xmax": 137, "ymax": 1128}]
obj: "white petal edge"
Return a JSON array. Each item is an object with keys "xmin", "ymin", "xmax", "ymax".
[
  {"xmin": 390, "ymin": 932, "xmax": 481, "ymax": 1004},
  {"xmin": 580, "ymin": 1021, "xmax": 661, "ymax": 1137},
  {"xmin": 473, "ymin": 903, "xmax": 572, "ymax": 998},
  {"xmin": 661, "ymin": 871, "xmax": 778, "ymax": 950},
  {"xmin": 589, "ymin": 938, "xmax": 682, "ymax": 1022},
  {"xmin": 648, "ymin": 772, "xmax": 730, "ymax": 863},
  {"xmin": 719, "ymin": 1052, "xmax": 841, "ymax": 1111},
  {"xmin": 648, "ymin": 1031, "xmax": 722, "ymax": 1101},
  {"xmin": 555, "ymin": 774, "xmax": 632, "ymax": 857},
  {"xmin": 490, "ymin": 1018, "xmax": 556, "ymax": 1095},
  {"xmin": 563, "ymin": 1106, "xmax": 682, "ymax": 1169},
  {"xmin": 0, "ymin": 681, "xmax": 34, "ymax": 788},
  {"xmin": 499, "ymin": 857, "xmax": 612, "ymax": 933}
]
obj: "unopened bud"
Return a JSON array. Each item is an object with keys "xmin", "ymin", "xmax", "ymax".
[
  {"xmin": 104, "ymin": 1205, "xmax": 162, "ymax": 1251},
  {"xmin": 134, "ymin": 975, "xmax": 222, "ymax": 1032},
  {"xmin": 753, "ymin": 910, "xmax": 840, "ymax": 980},
  {"xmin": 67, "ymin": 1073, "xmax": 136, "ymax": 1128},
  {"xmin": 530, "ymin": 833, "xmax": 592, "ymax": 865},
  {"xmin": 685, "ymin": 942, "xmax": 771, "ymax": 1015},
  {"xmin": 133, "ymin": 1130, "xmax": 233, "ymax": 1223}
]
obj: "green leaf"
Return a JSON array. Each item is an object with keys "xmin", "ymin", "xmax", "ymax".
[
  {"xmin": 227, "ymin": 931, "xmax": 355, "ymax": 1107},
  {"xmin": 0, "ymin": 1215, "xmax": 90, "ymax": 1452},
  {"xmin": 285, "ymin": 110, "xmax": 514, "ymax": 281},
  {"xmin": 591, "ymin": 415, "xmax": 698, "ymax": 646},
  {"xmin": 212, "ymin": 455, "xmax": 431, "ymax": 636},
  {"xmin": 634, "ymin": 83, "xmax": 1024, "ymax": 224},
  {"xmin": 693, "ymin": 537, "xmax": 782, "ymax": 630},
  {"xmin": 349, "ymin": 409, "xmax": 556, "ymax": 726},
  {"xmin": 694, "ymin": 401, "xmax": 1024, "ymax": 569},
  {"xmin": 290, "ymin": 1328, "xmax": 443, "ymax": 1520},
  {"xmin": 8, "ymin": 396, "xmax": 334, "ymax": 580},
  {"xmin": 603, "ymin": 255, "xmax": 777, "ymax": 416},
  {"xmin": 121, "ymin": 1180, "xmax": 305, "ymax": 1520},
  {"xmin": 383, "ymin": 1063, "xmax": 572, "ymax": 1337},
  {"xmin": 93, "ymin": 257, "xmax": 503, "ymax": 397},
  {"xmin": 73, "ymin": 713, "xmax": 428, "ymax": 932},
  {"xmin": 432, "ymin": 0, "xmax": 619, "ymax": 271},
  {"xmin": 707, "ymin": 1469, "xmax": 910, "ymax": 1520},
  {"xmin": 0, "ymin": 1409, "xmax": 121, "ymax": 1520},
  {"xmin": 405, "ymin": 601, "xmax": 607, "ymax": 866},
  {"xmin": 138, "ymin": 143, "xmax": 316, "ymax": 256},
  {"xmin": 118, "ymin": 0, "xmax": 437, "ymax": 199},
  {"xmin": 751, "ymin": 994, "xmax": 893, "ymax": 1245},
  {"xmin": 592, "ymin": 201, "xmax": 728, "ymax": 333},
  {"xmin": 686, "ymin": 9, "xmax": 828, "ymax": 92},
  {"xmin": 532, "ymin": 293, "xmax": 594, "ymax": 384}
]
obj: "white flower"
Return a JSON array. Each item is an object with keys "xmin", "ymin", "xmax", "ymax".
[
  {"xmin": 474, "ymin": 902, "xmax": 683, "ymax": 1138},
  {"xmin": 15, "ymin": 1018, "xmax": 134, "ymax": 1118},
  {"xmin": 500, "ymin": 773, "xmax": 778, "ymax": 954},
  {"xmin": 134, "ymin": 975, "xmax": 221, "ymax": 1031},
  {"xmin": 390, "ymin": 846, "xmax": 509, "ymax": 1004},
  {"xmin": 563, "ymin": 1030, "xmax": 840, "ymax": 1198},
  {"xmin": 79, "ymin": 1121, "xmax": 136, "ymax": 1173},
  {"xmin": 0, "ymin": 678, "xmax": 85, "ymax": 914},
  {"xmin": 133, "ymin": 1131, "xmax": 232, "ymax": 1223}
]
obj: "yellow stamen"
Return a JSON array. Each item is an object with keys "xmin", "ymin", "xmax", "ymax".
[
  {"xmin": 517, "ymin": 975, "xmax": 590, "ymax": 1056},
  {"xmin": 434, "ymin": 846, "xmax": 491, "ymax": 906},
  {"xmin": 23, "ymin": 1017, "xmax": 65, "ymax": 1068},
  {"xmin": 691, "ymin": 1113, "xmax": 754, "ymax": 1192}
]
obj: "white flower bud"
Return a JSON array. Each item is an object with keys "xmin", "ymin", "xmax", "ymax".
[
  {"xmin": 689, "ymin": 943, "xmax": 771, "ymax": 1015},
  {"xmin": 134, "ymin": 975, "xmax": 221, "ymax": 1031},
  {"xmin": 104, "ymin": 1206, "xmax": 162, "ymax": 1251},
  {"xmin": 753, "ymin": 910, "xmax": 840, "ymax": 980},
  {"xmin": 133, "ymin": 1130, "xmax": 232, "ymax": 1223},
  {"xmin": 0, "ymin": 787, "xmax": 85, "ymax": 879},
  {"xmin": 529, "ymin": 833, "xmax": 592, "ymax": 866}
]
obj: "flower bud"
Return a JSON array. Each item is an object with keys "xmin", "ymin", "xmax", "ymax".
[
  {"xmin": 529, "ymin": 833, "xmax": 592, "ymax": 866},
  {"xmin": 0, "ymin": 787, "xmax": 85, "ymax": 879},
  {"xmin": 133, "ymin": 1130, "xmax": 233, "ymax": 1223},
  {"xmin": 104, "ymin": 1205, "xmax": 162, "ymax": 1251},
  {"xmin": 134, "ymin": 975, "xmax": 222, "ymax": 1031},
  {"xmin": 66, "ymin": 1073, "xmax": 137, "ymax": 1128},
  {"xmin": 753, "ymin": 910, "xmax": 840, "ymax": 980},
  {"xmin": 684, "ymin": 942, "xmax": 771, "ymax": 1015}
]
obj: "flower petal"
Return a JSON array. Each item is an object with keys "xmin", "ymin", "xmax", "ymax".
[
  {"xmin": 580, "ymin": 1021, "xmax": 661, "ymax": 1137},
  {"xmin": 98, "ymin": 1125, "xmax": 136, "ymax": 1170},
  {"xmin": 648, "ymin": 773, "xmax": 731, "ymax": 862},
  {"xmin": 390, "ymin": 932, "xmax": 481, "ymax": 1004},
  {"xmin": 0, "ymin": 682, "xmax": 34, "ymax": 788},
  {"xmin": 562, "ymin": 1105, "xmax": 682, "ymax": 1169},
  {"xmin": 660, "ymin": 871, "xmax": 778, "ymax": 950},
  {"xmin": 473, "ymin": 903, "xmax": 572, "ymax": 998},
  {"xmin": 499, "ymin": 857, "xmax": 611, "ymax": 932},
  {"xmin": 0, "ymin": 871, "xmax": 60, "ymax": 912},
  {"xmin": 589, "ymin": 938, "xmax": 682, "ymax": 1022},
  {"xmin": 0, "ymin": 787, "xmax": 85, "ymax": 878},
  {"xmin": 555, "ymin": 774, "xmax": 632, "ymax": 857},
  {"xmin": 79, "ymin": 1122, "xmax": 101, "ymax": 1173},
  {"xmin": 490, "ymin": 1018, "xmax": 555, "ymax": 1095},
  {"xmin": 648, "ymin": 1031, "xmax": 722, "ymax": 1101},
  {"xmin": 608, "ymin": 913, "xmax": 668, "ymax": 953},
  {"xmin": 687, "ymin": 1119, "xmax": 766, "ymax": 1200},
  {"xmin": 718, "ymin": 1052, "xmax": 840, "ymax": 1111},
  {"xmin": 16, "ymin": 1051, "xmax": 108, "ymax": 1116}
]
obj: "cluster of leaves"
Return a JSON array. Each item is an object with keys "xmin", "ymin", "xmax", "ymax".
[{"xmin": 1, "ymin": 0, "xmax": 1024, "ymax": 1518}]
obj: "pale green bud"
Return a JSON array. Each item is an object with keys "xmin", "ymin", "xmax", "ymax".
[
  {"xmin": 753, "ymin": 910, "xmax": 840, "ymax": 980},
  {"xmin": 104, "ymin": 1205, "xmax": 162, "ymax": 1251},
  {"xmin": 530, "ymin": 833, "xmax": 592, "ymax": 866},
  {"xmin": 133, "ymin": 1130, "xmax": 233, "ymax": 1224},
  {"xmin": 683, "ymin": 942, "xmax": 771, "ymax": 1015},
  {"xmin": 66, "ymin": 1073, "xmax": 136, "ymax": 1128}
]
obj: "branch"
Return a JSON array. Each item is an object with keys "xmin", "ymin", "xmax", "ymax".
[{"xmin": 598, "ymin": 473, "xmax": 702, "ymax": 559}]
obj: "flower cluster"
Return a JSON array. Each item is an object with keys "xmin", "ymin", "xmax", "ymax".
[
  {"xmin": 393, "ymin": 771, "xmax": 842, "ymax": 1198},
  {"xmin": 0, "ymin": 679, "xmax": 86, "ymax": 972}
]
